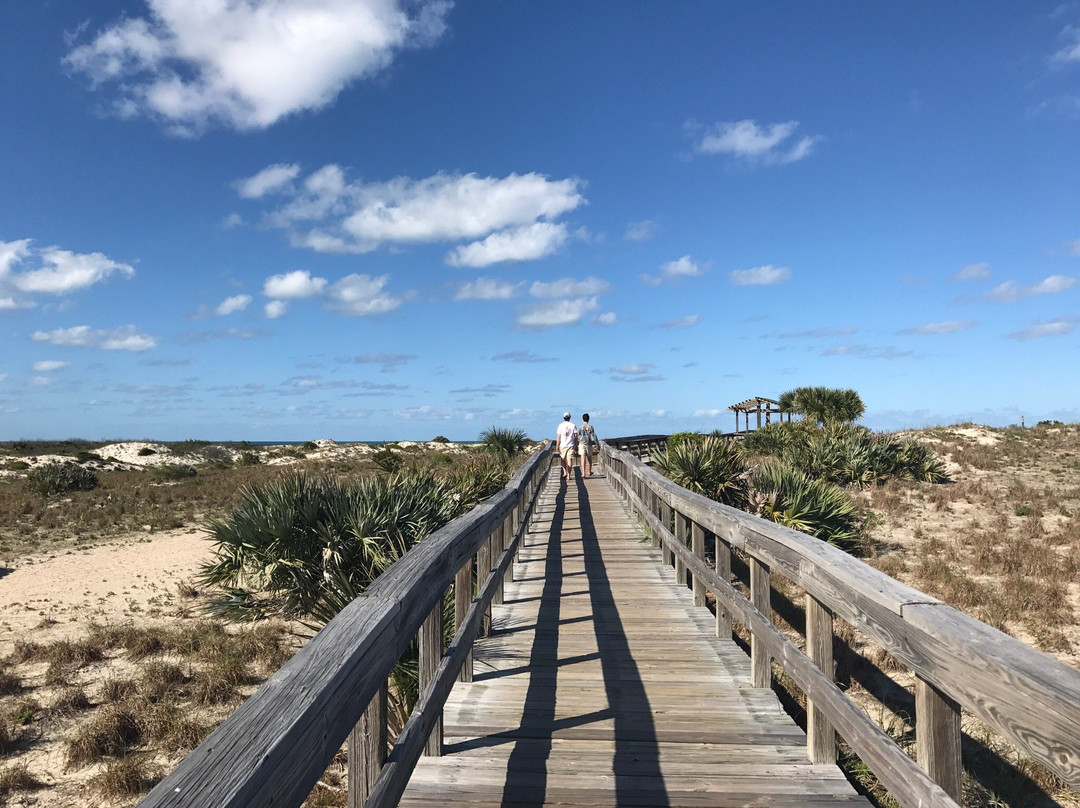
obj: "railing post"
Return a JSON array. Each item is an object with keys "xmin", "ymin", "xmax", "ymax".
[
  {"xmin": 478, "ymin": 530, "xmax": 492, "ymax": 637},
  {"xmin": 674, "ymin": 511, "xmax": 687, "ymax": 586},
  {"xmin": 750, "ymin": 558, "xmax": 771, "ymax": 688},
  {"xmin": 420, "ymin": 601, "xmax": 443, "ymax": 756},
  {"xmin": 491, "ymin": 522, "xmax": 505, "ymax": 606},
  {"xmin": 916, "ymin": 676, "xmax": 963, "ymax": 802},
  {"xmin": 714, "ymin": 535, "xmax": 732, "ymax": 639},
  {"xmin": 805, "ymin": 594, "xmax": 835, "ymax": 763},
  {"xmin": 455, "ymin": 557, "xmax": 473, "ymax": 683},
  {"xmin": 659, "ymin": 500, "xmax": 673, "ymax": 567},
  {"xmin": 348, "ymin": 682, "xmax": 386, "ymax": 807},
  {"xmin": 691, "ymin": 522, "xmax": 706, "ymax": 607},
  {"xmin": 649, "ymin": 488, "xmax": 659, "ymax": 549}
]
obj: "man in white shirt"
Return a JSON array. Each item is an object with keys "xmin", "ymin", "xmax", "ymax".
[{"xmin": 555, "ymin": 412, "xmax": 577, "ymax": 480}]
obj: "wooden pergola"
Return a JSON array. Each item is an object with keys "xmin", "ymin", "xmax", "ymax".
[{"xmin": 728, "ymin": 396, "xmax": 788, "ymax": 433}]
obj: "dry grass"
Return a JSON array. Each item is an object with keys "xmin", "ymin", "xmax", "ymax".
[
  {"xmin": 87, "ymin": 754, "xmax": 163, "ymax": 801},
  {"xmin": 0, "ymin": 763, "xmax": 46, "ymax": 798}
]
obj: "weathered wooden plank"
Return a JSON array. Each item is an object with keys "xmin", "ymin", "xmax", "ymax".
[
  {"xmin": 915, "ymin": 675, "xmax": 962, "ymax": 801},
  {"xmin": 347, "ymin": 682, "xmax": 386, "ymax": 808}
]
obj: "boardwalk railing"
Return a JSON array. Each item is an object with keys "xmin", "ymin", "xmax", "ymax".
[
  {"xmin": 600, "ymin": 441, "xmax": 1080, "ymax": 808},
  {"xmin": 137, "ymin": 443, "xmax": 551, "ymax": 808}
]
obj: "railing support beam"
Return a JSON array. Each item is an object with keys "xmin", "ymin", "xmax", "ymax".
[
  {"xmin": 916, "ymin": 676, "xmax": 963, "ymax": 802},
  {"xmin": 806, "ymin": 594, "xmax": 835, "ymax": 763},
  {"xmin": 347, "ymin": 683, "xmax": 386, "ymax": 808},
  {"xmin": 750, "ymin": 557, "xmax": 771, "ymax": 688}
]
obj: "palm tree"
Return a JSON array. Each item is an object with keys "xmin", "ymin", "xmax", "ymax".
[
  {"xmin": 778, "ymin": 386, "xmax": 865, "ymax": 426},
  {"xmin": 479, "ymin": 427, "xmax": 529, "ymax": 461}
]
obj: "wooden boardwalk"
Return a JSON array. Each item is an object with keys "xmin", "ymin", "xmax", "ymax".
[{"xmin": 399, "ymin": 471, "xmax": 869, "ymax": 807}]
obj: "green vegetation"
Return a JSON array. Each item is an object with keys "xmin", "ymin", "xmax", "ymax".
[
  {"xmin": 778, "ymin": 386, "xmax": 865, "ymax": 426},
  {"xmin": 478, "ymin": 426, "xmax": 529, "ymax": 461},
  {"xmin": 25, "ymin": 462, "xmax": 99, "ymax": 496},
  {"xmin": 654, "ymin": 435, "xmax": 748, "ymax": 509},
  {"xmin": 654, "ymin": 390, "xmax": 948, "ymax": 552}
]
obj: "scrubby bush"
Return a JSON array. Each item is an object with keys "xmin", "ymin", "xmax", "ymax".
[
  {"xmin": 665, "ymin": 432, "xmax": 703, "ymax": 451},
  {"xmin": 4, "ymin": 460, "xmax": 30, "ymax": 471},
  {"xmin": 25, "ymin": 462, "xmax": 99, "ymax": 496},
  {"xmin": 654, "ymin": 436, "xmax": 749, "ymax": 508},
  {"xmin": 151, "ymin": 464, "xmax": 197, "ymax": 481},
  {"xmin": 431, "ymin": 435, "xmax": 450, "ymax": 443},
  {"xmin": 137, "ymin": 447, "xmax": 156, "ymax": 457},
  {"xmin": 74, "ymin": 450, "xmax": 103, "ymax": 464}
]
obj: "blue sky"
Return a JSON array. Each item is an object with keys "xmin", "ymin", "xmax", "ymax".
[{"xmin": 3, "ymin": 2, "xmax": 1080, "ymax": 441}]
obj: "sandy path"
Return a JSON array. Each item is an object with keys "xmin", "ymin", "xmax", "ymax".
[{"xmin": 0, "ymin": 528, "xmax": 212, "ymax": 654}]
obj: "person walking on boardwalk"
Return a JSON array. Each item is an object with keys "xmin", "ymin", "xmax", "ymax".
[
  {"xmin": 577, "ymin": 412, "xmax": 597, "ymax": 477},
  {"xmin": 555, "ymin": 412, "xmax": 577, "ymax": 480}
]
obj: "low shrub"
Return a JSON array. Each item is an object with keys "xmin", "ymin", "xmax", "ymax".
[
  {"xmin": 65, "ymin": 706, "xmax": 141, "ymax": 769},
  {"xmin": 431, "ymin": 435, "xmax": 450, "ymax": 443},
  {"xmin": 25, "ymin": 462, "xmax": 99, "ymax": 496},
  {"xmin": 151, "ymin": 464, "xmax": 197, "ymax": 481},
  {"xmin": 4, "ymin": 460, "xmax": 30, "ymax": 471},
  {"xmin": 0, "ymin": 764, "xmax": 45, "ymax": 798},
  {"xmin": 137, "ymin": 447, "xmax": 157, "ymax": 457},
  {"xmin": 75, "ymin": 450, "xmax": 103, "ymax": 464}
]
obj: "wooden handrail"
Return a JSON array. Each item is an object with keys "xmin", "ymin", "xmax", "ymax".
[
  {"xmin": 137, "ymin": 444, "xmax": 551, "ymax": 808},
  {"xmin": 600, "ymin": 443, "xmax": 1080, "ymax": 806}
]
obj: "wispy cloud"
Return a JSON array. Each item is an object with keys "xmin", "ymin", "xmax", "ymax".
[
  {"xmin": 515, "ymin": 297, "xmax": 599, "ymax": 329},
  {"xmin": 450, "ymin": 385, "xmax": 511, "ymax": 396},
  {"xmin": 661, "ymin": 314, "xmax": 699, "ymax": 329},
  {"xmin": 31, "ymin": 325, "xmax": 157, "ymax": 352},
  {"xmin": 824, "ymin": 344, "xmax": 914, "ymax": 360},
  {"xmin": 1008, "ymin": 317, "xmax": 1078, "ymax": 339},
  {"xmin": 530, "ymin": 277, "xmax": 609, "ymax": 299},
  {"xmin": 491, "ymin": 350, "xmax": 557, "ymax": 363},
  {"xmin": 779, "ymin": 326, "xmax": 856, "ymax": 339},
  {"xmin": 340, "ymin": 353, "xmax": 417, "ymax": 373},
  {"xmin": 32, "ymin": 360, "xmax": 69, "ymax": 372},
  {"xmin": 624, "ymin": 220, "xmax": 657, "ymax": 242},
  {"xmin": 730, "ymin": 264, "xmax": 791, "ymax": 286},
  {"xmin": 64, "ymin": 0, "xmax": 452, "ymax": 134},
  {"xmin": 955, "ymin": 262, "xmax": 990, "ymax": 281},
  {"xmin": 244, "ymin": 166, "xmax": 585, "ymax": 265},
  {"xmin": 609, "ymin": 363, "xmax": 664, "ymax": 383},
  {"xmin": 898, "ymin": 320, "xmax": 978, "ymax": 335},
  {"xmin": 234, "ymin": 164, "xmax": 300, "ymax": 198},
  {"xmin": 1052, "ymin": 21, "xmax": 1080, "ymax": 64},
  {"xmin": 454, "ymin": 278, "xmax": 521, "ymax": 301},
  {"xmin": 178, "ymin": 328, "xmax": 265, "ymax": 344},
  {"xmin": 983, "ymin": 274, "xmax": 1076, "ymax": 302},
  {"xmin": 694, "ymin": 119, "xmax": 819, "ymax": 165}
]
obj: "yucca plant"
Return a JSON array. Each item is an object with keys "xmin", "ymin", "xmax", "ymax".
[
  {"xmin": 654, "ymin": 435, "xmax": 749, "ymax": 509},
  {"xmin": 750, "ymin": 460, "xmax": 861, "ymax": 549},
  {"xmin": 894, "ymin": 438, "xmax": 951, "ymax": 484}
]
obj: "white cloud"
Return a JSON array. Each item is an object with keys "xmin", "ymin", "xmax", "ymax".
[
  {"xmin": 0, "ymin": 374, "xmax": 7, "ymax": 384},
  {"xmin": 215, "ymin": 294, "xmax": 252, "ymax": 315},
  {"xmin": 899, "ymin": 320, "xmax": 978, "ymax": 335},
  {"xmin": 221, "ymin": 213, "xmax": 244, "ymax": 229},
  {"xmin": 0, "ymin": 297, "xmax": 34, "ymax": 311},
  {"xmin": 662, "ymin": 314, "xmax": 700, "ymax": 329},
  {"xmin": 325, "ymin": 274, "xmax": 403, "ymax": 316},
  {"xmin": 624, "ymin": 220, "xmax": 657, "ymax": 242},
  {"xmin": 445, "ymin": 222, "xmax": 568, "ymax": 267},
  {"xmin": 31, "ymin": 325, "xmax": 157, "ymax": 352},
  {"xmin": 64, "ymin": 0, "xmax": 453, "ymax": 134},
  {"xmin": 516, "ymin": 297, "xmax": 599, "ymax": 329},
  {"xmin": 595, "ymin": 312, "xmax": 617, "ymax": 326},
  {"xmin": 612, "ymin": 364, "xmax": 652, "ymax": 374},
  {"xmin": 32, "ymin": 360, "xmax": 69, "ymax": 372},
  {"xmin": 955, "ymin": 262, "xmax": 990, "ymax": 281},
  {"xmin": 693, "ymin": 409, "xmax": 724, "ymax": 417},
  {"xmin": 341, "ymin": 352, "xmax": 416, "ymax": 372},
  {"xmin": 263, "ymin": 270, "xmax": 327, "ymax": 299},
  {"xmin": 984, "ymin": 274, "xmax": 1076, "ymax": 302},
  {"xmin": 730, "ymin": 264, "xmax": 791, "ymax": 286},
  {"xmin": 2, "ymin": 243, "xmax": 134, "ymax": 295},
  {"xmin": 250, "ymin": 167, "xmax": 585, "ymax": 261},
  {"xmin": 455, "ymin": 278, "xmax": 521, "ymax": 301},
  {"xmin": 610, "ymin": 363, "xmax": 664, "ymax": 383},
  {"xmin": 641, "ymin": 255, "xmax": 705, "ymax": 285},
  {"xmin": 696, "ymin": 119, "xmax": 819, "ymax": 164},
  {"xmin": 341, "ymin": 173, "xmax": 583, "ymax": 245},
  {"xmin": 530, "ymin": 277, "xmax": 609, "ymax": 299},
  {"xmin": 1009, "ymin": 318, "xmax": 1078, "ymax": 339},
  {"xmin": 30, "ymin": 376, "xmax": 54, "ymax": 387},
  {"xmin": 265, "ymin": 300, "xmax": 288, "ymax": 319},
  {"xmin": 234, "ymin": 163, "xmax": 300, "ymax": 198}
]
